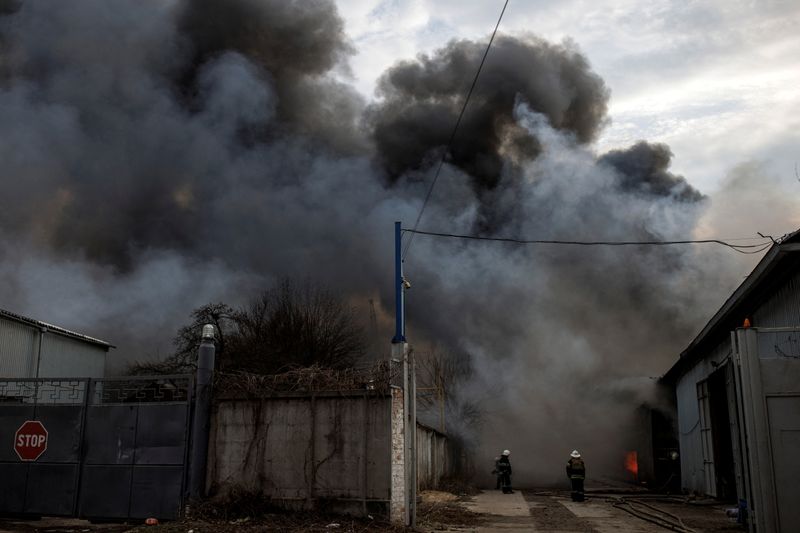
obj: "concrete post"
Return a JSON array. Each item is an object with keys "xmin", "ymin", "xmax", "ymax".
[
  {"xmin": 409, "ymin": 349, "xmax": 417, "ymax": 527},
  {"xmin": 389, "ymin": 342, "xmax": 408, "ymax": 524},
  {"xmin": 188, "ymin": 325, "xmax": 216, "ymax": 500}
]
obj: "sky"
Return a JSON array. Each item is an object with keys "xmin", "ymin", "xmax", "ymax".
[{"xmin": 336, "ymin": 0, "xmax": 800, "ymax": 195}]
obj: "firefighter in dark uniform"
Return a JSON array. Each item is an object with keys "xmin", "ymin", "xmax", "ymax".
[
  {"xmin": 566, "ymin": 450, "xmax": 585, "ymax": 501},
  {"xmin": 492, "ymin": 456, "xmax": 502, "ymax": 489},
  {"xmin": 498, "ymin": 449, "xmax": 513, "ymax": 493}
]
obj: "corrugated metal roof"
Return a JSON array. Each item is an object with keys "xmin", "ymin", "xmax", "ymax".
[
  {"xmin": 0, "ymin": 308, "xmax": 114, "ymax": 349},
  {"xmin": 662, "ymin": 228, "xmax": 800, "ymax": 384}
]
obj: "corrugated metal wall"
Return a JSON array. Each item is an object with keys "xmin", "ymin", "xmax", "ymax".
[
  {"xmin": 0, "ymin": 317, "xmax": 106, "ymax": 378},
  {"xmin": 0, "ymin": 317, "xmax": 38, "ymax": 377},
  {"xmin": 38, "ymin": 334, "xmax": 106, "ymax": 378},
  {"xmin": 675, "ymin": 268, "xmax": 800, "ymax": 497},
  {"xmin": 753, "ymin": 269, "xmax": 800, "ymax": 327},
  {"xmin": 675, "ymin": 339, "xmax": 731, "ymax": 495}
]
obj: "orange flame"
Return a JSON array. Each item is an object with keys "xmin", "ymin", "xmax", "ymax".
[{"xmin": 625, "ymin": 451, "xmax": 638, "ymax": 480}]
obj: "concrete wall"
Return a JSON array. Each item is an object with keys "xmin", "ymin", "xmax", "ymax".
[
  {"xmin": 207, "ymin": 391, "xmax": 391, "ymax": 516},
  {"xmin": 416, "ymin": 423, "xmax": 454, "ymax": 490},
  {"xmin": 207, "ymin": 388, "xmax": 460, "ymax": 519}
]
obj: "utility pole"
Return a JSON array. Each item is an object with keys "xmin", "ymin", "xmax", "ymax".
[{"xmin": 391, "ymin": 221, "xmax": 416, "ymax": 528}]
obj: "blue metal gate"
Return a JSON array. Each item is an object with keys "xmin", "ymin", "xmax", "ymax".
[{"xmin": 0, "ymin": 376, "xmax": 193, "ymax": 520}]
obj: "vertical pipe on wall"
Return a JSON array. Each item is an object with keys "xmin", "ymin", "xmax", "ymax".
[
  {"xmin": 362, "ymin": 393, "xmax": 369, "ymax": 516},
  {"xmin": 309, "ymin": 394, "xmax": 317, "ymax": 504},
  {"xmin": 188, "ymin": 326, "xmax": 216, "ymax": 500},
  {"xmin": 392, "ymin": 221, "xmax": 405, "ymax": 344},
  {"xmin": 33, "ymin": 327, "xmax": 46, "ymax": 378}
]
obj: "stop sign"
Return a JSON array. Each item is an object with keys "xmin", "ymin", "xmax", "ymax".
[{"xmin": 14, "ymin": 420, "xmax": 48, "ymax": 461}]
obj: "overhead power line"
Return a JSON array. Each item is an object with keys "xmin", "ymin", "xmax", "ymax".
[
  {"xmin": 403, "ymin": 0, "xmax": 511, "ymax": 260},
  {"xmin": 403, "ymin": 229, "xmax": 774, "ymax": 255}
]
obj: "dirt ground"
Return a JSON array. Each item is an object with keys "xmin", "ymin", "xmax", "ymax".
[
  {"xmin": 0, "ymin": 489, "xmax": 745, "ymax": 532},
  {"xmin": 523, "ymin": 490, "xmax": 744, "ymax": 532},
  {"xmin": 525, "ymin": 492, "xmax": 595, "ymax": 532},
  {"xmin": 0, "ymin": 515, "xmax": 402, "ymax": 533}
]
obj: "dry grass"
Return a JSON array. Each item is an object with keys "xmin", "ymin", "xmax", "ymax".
[
  {"xmin": 435, "ymin": 476, "xmax": 481, "ymax": 498},
  {"xmin": 418, "ymin": 500, "xmax": 486, "ymax": 529},
  {"xmin": 128, "ymin": 515, "xmax": 405, "ymax": 532},
  {"xmin": 127, "ymin": 488, "xmax": 405, "ymax": 532}
]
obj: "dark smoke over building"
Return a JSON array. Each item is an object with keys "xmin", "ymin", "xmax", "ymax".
[
  {"xmin": 369, "ymin": 35, "xmax": 610, "ymax": 191},
  {"xmin": 599, "ymin": 141, "xmax": 703, "ymax": 202},
  {"xmin": 0, "ymin": 0, "xmax": 783, "ymax": 482}
]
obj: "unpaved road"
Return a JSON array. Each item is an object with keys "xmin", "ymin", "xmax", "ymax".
[{"xmin": 440, "ymin": 489, "xmax": 744, "ymax": 532}]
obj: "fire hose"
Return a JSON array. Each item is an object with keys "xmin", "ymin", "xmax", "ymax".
[
  {"xmin": 533, "ymin": 489, "xmax": 701, "ymax": 531},
  {"xmin": 610, "ymin": 497, "xmax": 697, "ymax": 533}
]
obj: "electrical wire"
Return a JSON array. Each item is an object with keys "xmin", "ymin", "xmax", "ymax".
[
  {"xmin": 402, "ymin": 0, "xmax": 510, "ymax": 260},
  {"xmin": 402, "ymin": 229, "xmax": 774, "ymax": 255}
]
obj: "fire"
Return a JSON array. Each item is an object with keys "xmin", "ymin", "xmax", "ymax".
[{"xmin": 625, "ymin": 451, "xmax": 639, "ymax": 480}]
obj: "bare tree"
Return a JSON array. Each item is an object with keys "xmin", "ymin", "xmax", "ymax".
[
  {"xmin": 128, "ymin": 302, "xmax": 235, "ymax": 375},
  {"xmin": 128, "ymin": 279, "xmax": 365, "ymax": 375},
  {"xmin": 223, "ymin": 279, "xmax": 365, "ymax": 373},
  {"xmin": 415, "ymin": 346, "xmax": 485, "ymax": 435}
]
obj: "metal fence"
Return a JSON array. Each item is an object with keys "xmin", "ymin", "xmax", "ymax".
[{"xmin": 0, "ymin": 376, "xmax": 192, "ymax": 520}]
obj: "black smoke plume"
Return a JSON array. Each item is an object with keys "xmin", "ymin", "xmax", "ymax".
[
  {"xmin": 369, "ymin": 35, "xmax": 610, "ymax": 190},
  {"xmin": 180, "ymin": 0, "xmax": 366, "ymax": 154},
  {"xmin": 600, "ymin": 141, "xmax": 703, "ymax": 201},
  {"xmin": 0, "ymin": 0, "xmax": 787, "ymax": 485}
]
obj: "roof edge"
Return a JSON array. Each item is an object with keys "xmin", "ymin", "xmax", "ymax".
[
  {"xmin": 662, "ymin": 236, "xmax": 800, "ymax": 383},
  {"xmin": 0, "ymin": 309, "xmax": 114, "ymax": 349}
]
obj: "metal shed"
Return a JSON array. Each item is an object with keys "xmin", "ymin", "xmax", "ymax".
[
  {"xmin": 662, "ymin": 230, "xmax": 800, "ymax": 533},
  {"xmin": 0, "ymin": 309, "xmax": 112, "ymax": 378}
]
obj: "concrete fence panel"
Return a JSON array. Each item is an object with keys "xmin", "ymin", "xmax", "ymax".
[
  {"xmin": 207, "ymin": 392, "xmax": 391, "ymax": 516},
  {"xmin": 416, "ymin": 423, "xmax": 454, "ymax": 490}
]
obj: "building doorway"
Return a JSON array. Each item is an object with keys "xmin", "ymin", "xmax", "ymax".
[{"xmin": 707, "ymin": 366, "xmax": 736, "ymax": 501}]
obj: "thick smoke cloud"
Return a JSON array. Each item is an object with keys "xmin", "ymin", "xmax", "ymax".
[
  {"xmin": 0, "ymin": 0, "xmax": 795, "ymax": 484},
  {"xmin": 600, "ymin": 141, "xmax": 703, "ymax": 202},
  {"xmin": 181, "ymin": 0, "xmax": 366, "ymax": 154},
  {"xmin": 369, "ymin": 35, "xmax": 610, "ymax": 190}
]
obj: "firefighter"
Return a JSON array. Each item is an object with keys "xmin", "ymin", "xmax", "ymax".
[
  {"xmin": 492, "ymin": 456, "xmax": 502, "ymax": 489},
  {"xmin": 566, "ymin": 450, "xmax": 585, "ymax": 502},
  {"xmin": 498, "ymin": 449, "xmax": 513, "ymax": 494}
]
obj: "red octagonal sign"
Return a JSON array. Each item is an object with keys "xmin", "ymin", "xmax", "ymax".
[{"xmin": 14, "ymin": 420, "xmax": 48, "ymax": 462}]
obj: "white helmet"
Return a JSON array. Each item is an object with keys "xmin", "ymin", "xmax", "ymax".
[
  {"xmin": 502, "ymin": 449, "xmax": 510, "ymax": 456},
  {"xmin": 570, "ymin": 450, "xmax": 581, "ymax": 458}
]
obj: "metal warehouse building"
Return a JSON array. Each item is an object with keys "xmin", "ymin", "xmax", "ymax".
[
  {"xmin": 662, "ymin": 230, "xmax": 800, "ymax": 533},
  {"xmin": 0, "ymin": 309, "xmax": 112, "ymax": 378}
]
